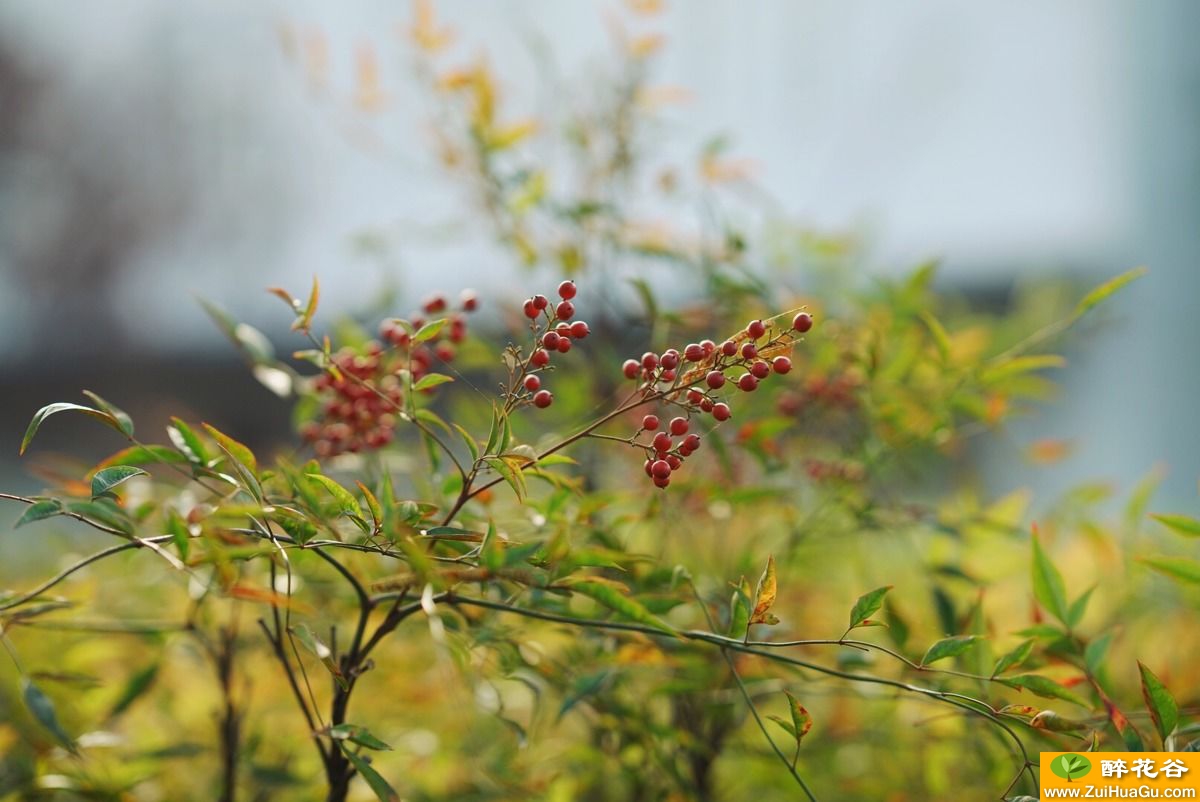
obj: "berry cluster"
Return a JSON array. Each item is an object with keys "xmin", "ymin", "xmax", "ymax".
[
  {"xmin": 300, "ymin": 289, "xmax": 478, "ymax": 456},
  {"xmin": 623, "ymin": 311, "xmax": 814, "ymax": 488},
  {"xmin": 509, "ymin": 281, "xmax": 590, "ymax": 410}
]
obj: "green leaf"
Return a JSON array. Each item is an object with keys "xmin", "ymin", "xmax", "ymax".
[
  {"xmin": 1031, "ymin": 534, "xmax": 1070, "ymax": 625},
  {"xmin": 22, "ymin": 678, "xmax": 75, "ymax": 751},
  {"xmin": 20, "ymin": 402, "xmax": 128, "ymax": 455},
  {"xmin": 200, "ymin": 298, "xmax": 276, "ymax": 362},
  {"xmin": 1067, "ymin": 586, "xmax": 1095, "ymax": 629},
  {"xmin": 341, "ymin": 746, "xmax": 400, "ymax": 802},
  {"xmin": 329, "ymin": 723, "xmax": 391, "ymax": 751},
  {"xmin": 1151, "ymin": 513, "xmax": 1200, "ymax": 538},
  {"xmin": 81, "ymin": 391, "xmax": 134, "ymax": 437},
  {"xmin": 1141, "ymin": 556, "xmax": 1200, "ymax": 586},
  {"xmin": 291, "ymin": 624, "xmax": 347, "ymax": 691},
  {"xmin": 306, "ymin": 474, "xmax": 361, "ymax": 518},
  {"xmin": 784, "ymin": 691, "xmax": 812, "ymax": 745},
  {"xmin": 728, "ymin": 577, "xmax": 751, "ymax": 638},
  {"xmin": 357, "ymin": 482, "xmax": 383, "ymax": 531},
  {"xmin": 484, "ymin": 456, "xmax": 527, "ymax": 503},
  {"xmin": 413, "ymin": 373, "xmax": 454, "ymax": 391},
  {"xmin": 921, "ymin": 635, "xmax": 980, "ymax": 666},
  {"xmin": 848, "ymin": 586, "xmax": 892, "ymax": 630},
  {"xmin": 567, "ymin": 580, "xmax": 677, "ymax": 636},
  {"xmin": 108, "ymin": 662, "xmax": 160, "ymax": 719},
  {"xmin": 168, "ymin": 418, "xmax": 211, "ymax": 465},
  {"xmin": 1084, "ymin": 632, "xmax": 1113, "ymax": 676},
  {"xmin": 65, "ymin": 501, "xmax": 134, "ymax": 535},
  {"xmin": 201, "ymin": 423, "xmax": 257, "ymax": 474},
  {"xmin": 992, "ymin": 640, "xmax": 1035, "ymax": 676},
  {"xmin": 15, "ymin": 499, "xmax": 63, "ymax": 529},
  {"xmin": 1138, "ymin": 662, "xmax": 1179, "ymax": 742},
  {"xmin": 413, "ymin": 319, "xmax": 446, "ymax": 344},
  {"xmin": 1073, "ymin": 266, "xmax": 1147, "ymax": 318},
  {"xmin": 452, "ymin": 424, "xmax": 479, "ymax": 462},
  {"xmin": 1001, "ymin": 674, "xmax": 1089, "ymax": 707},
  {"xmin": 91, "ymin": 466, "xmax": 148, "ymax": 499},
  {"xmin": 96, "ymin": 445, "xmax": 187, "ymax": 470},
  {"xmin": 981, "ymin": 354, "xmax": 1066, "ymax": 384},
  {"xmin": 918, "ymin": 310, "xmax": 952, "ymax": 362}
]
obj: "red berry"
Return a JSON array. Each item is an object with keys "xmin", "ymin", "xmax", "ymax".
[
  {"xmin": 569, "ymin": 321, "xmax": 590, "ymax": 338},
  {"xmin": 669, "ymin": 417, "xmax": 689, "ymax": 436},
  {"xmin": 449, "ymin": 316, "xmax": 467, "ymax": 342},
  {"xmin": 542, "ymin": 331, "xmax": 561, "ymax": 349},
  {"xmin": 555, "ymin": 300, "xmax": 575, "ymax": 321},
  {"xmin": 435, "ymin": 343, "xmax": 456, "ymax": 362},
  {"xmin": 700, "ymin": 397, "xmax": 714, "ymax": 413},
  {"xmin": 460, "ymin": 289, "xmax": 479, "ymax": 311},
  {"xmin": 720, "ymin": 340, "xmax": 738, "ymax": 357},
  {"xmin": 661, "ymin": 369, "xmax": 676, "ymax": 382},
  {"xmin": 642, "ymin": 352, "xmax": 659, "ymax": 371},
  {"xmin": 684, "ymin": 343, "xmax": 705, "ymax": 362},
  {"xmin": 772, "ymin": 356, "xmax": 792, "ymax": 374},
  {"xmin": 532, "ymin": 349, "xmax": 551, "ymax": 367},
  {"xmin": 557, "ymin": 337, "xmax": 572, "ymax": 353},
  {"xmin": 557, "ymin": 280, "xmax": 577, "ymax": 300},
  {"xmin": 644, "ymin": 460, "xmax": 654, "ymax": 477},
  {"xmin": 660, "ymin": 350, "xmax": 679, "ymax": 370},
  {"xmin": 653, "ymin": 475, "xmax": 670, "ymax": 489},
  {"xmin": 533, "ymin": 295, "xmax": 549, "ymax": 310},
  {"xmin": 423, "ymin": 294, "xmax": 447, "ymax": 314},
  {"xmin": 737, "ymin": 374, "xmax": 758, "ymax": 392},
  {"xmin": 650, "ymin": 459, "xmax": 672, "ymax": 479},
  {"xmin": 622, "ymin": 359, "xmax": 640, "ymax": 379},
  {"xmin": 750, "ymin": 360, "xmax": 770, "ymax": 379},
  {"xmin": 712, "ymin": 402, "xmax": 731, "ymax": 421},
  {"xmin": 533, "ymin": 390, "xmax": 553, "ymax": 408},
  {"xmin": 652, "ymin": 432, "xmax": 672, "ymax": 452},
  {"xmin": 686, "ymin": 389, "xmax": 703, "ymax": 405},
  {"xmin": 683, "ymin": 433, "xmax": 701, "ymax": 452},
  {"xmin": 556, "ymin": 322, "xmax": 572, "ymax": 337},
  {"xmin": 700, "ymin": 339, "xmax": 716, "ymax": 354},
  {"xmin": 740, "ymin": 342, "xmax": 758, "ymax": 360},
  {"xmin": 793, "ymin": 312, "xmax": 813, "ymax": 333},
  {"xmin": 524, "ymin": 375, "xmax": 541, "ymax": 392},
  {"xmin": 523, "ymin": 300, "xmax": 539, "ymax": 319},
  {"xmin": 706, "ymin": 370, "xmax": 725, "ymax": 389},
  {"xmin": 746, "ymin": 319, "xmax": 766, "ymax": 339},
  {"xmin": 642, "ymin": 414, "xmax": 660, "ymax": 431},
  {"xmin": 666, "ymin": 454, "xmax": 683, "ymax": 470}
]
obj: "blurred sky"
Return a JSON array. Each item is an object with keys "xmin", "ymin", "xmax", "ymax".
[{"xmin": 0, "ymin": 1, "xmax": 1197, "ymax": 504}]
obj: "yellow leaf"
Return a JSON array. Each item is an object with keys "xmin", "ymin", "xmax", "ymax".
[{"xmin": 749, "ymin": 555, "xmax": 778, "ymax": 625}]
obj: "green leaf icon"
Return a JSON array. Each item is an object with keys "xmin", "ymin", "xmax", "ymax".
[{"xmin": 1050, "ymin": 753, "xmax": 1092, "ymax": 781}]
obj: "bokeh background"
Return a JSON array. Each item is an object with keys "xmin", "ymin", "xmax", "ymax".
[{"xmin": 1, "ymin": 0, "xmax": 1198, "ymax": 504}]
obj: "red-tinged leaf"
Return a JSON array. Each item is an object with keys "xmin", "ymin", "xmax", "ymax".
[
  {"xmin": 201, "ymin": 423, "xmax": 257, "ymax": 474},
  {"xmin": 227, "ymin": 584, "xmax": 307, "ymax": 611},
  {"xmin": 749, "ymin": 555, "xmax": 778, "ymax": 625},
  {"xmin": 1001, "ymin": 674, "xmax": 1089, "ymax": 707},
  {"xmin": 1138, "ymin": 662, "xmax": 1179, "ymax": 742},
  {"xmin": 96, "ymin": 445, "xmax": 187, "ymax": 470}
]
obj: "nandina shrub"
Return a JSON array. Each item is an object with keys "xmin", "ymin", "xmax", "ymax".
[{"xmin": 2, "ymin": 266, "xmax": 1193, "ymax": 802}]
